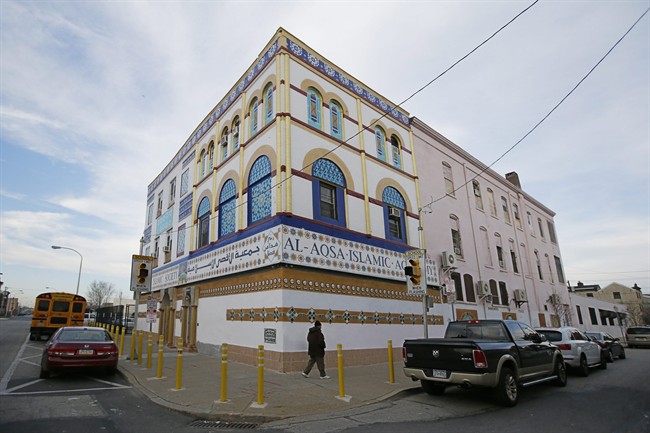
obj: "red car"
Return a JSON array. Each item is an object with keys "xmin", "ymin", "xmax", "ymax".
[{"xmin": 40, "ymin": 326, "xmax": 119, "ymax": 378}]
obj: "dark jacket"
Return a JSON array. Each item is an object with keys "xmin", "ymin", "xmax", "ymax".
[{"xmin": 307, "ymin": 326, "xmax": 326, "ymax": 357}]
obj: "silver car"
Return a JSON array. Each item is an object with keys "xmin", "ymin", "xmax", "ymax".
[{"xmin": 536, "ymin": 327, "xmax": 606, "ymax": 376}]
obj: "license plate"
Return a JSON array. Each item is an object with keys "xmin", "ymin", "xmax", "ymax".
[
  {"xmin": 77, "ymin": 349, "xmax": 94, "ymax": 355},
  {"xmin": 432, "ymin": 369, "xmax": 446, "ymax": 378}
]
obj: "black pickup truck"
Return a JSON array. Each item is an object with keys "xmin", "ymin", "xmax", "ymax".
[{"xmin": 403, "ymin": 319, "xmax": 567, "ymax": 406}]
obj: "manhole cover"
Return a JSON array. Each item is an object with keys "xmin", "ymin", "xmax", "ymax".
[{"xmin": 190, "ymin": 419, "xmax": 258, "ymax": 429}]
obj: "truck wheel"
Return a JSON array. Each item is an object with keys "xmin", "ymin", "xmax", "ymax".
[
  {"xmin": 578, "ymin": 355, "xmax": 589, "ymax": 377},
  {"xmin": 421, "ymin": 380, "xmax": 446, "ymax": 396},
  {"xmin": 494, "ymin": 368, "xmax": 518, "ymax": 407},
  {"xmin": 552, "ymin": 359, "xmax": 567, "ymax": 387}
]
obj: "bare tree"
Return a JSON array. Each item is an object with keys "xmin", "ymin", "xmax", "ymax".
[{"xmin": 86, "ymin": 280, "xmax": 115, "ymax": 310}]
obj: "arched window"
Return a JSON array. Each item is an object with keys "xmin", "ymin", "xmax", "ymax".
[
  {"xmin": 199, "ymin": 150, "xmax": 207, "ymax": 178},
  {"xmin": 450, "ymin": 215, "xmax": 463, "ymax": 258},
  {"xmin": 250, "ymin": 97, "xmax": 259, "ymax": 136},
  {"xmin": 389, "ymin": 135, "xmax": 401, "ymax": 169},
  {"xmin": 382, "ymin": 186, "xmax": 406, "ymax": 243},
  {"xmin": 312, "ymin": 158, "xmax": 346, "ymax": 227},
  {"xmin": 463, "ymin": 274, "xmax": 476, "ymax": 303},
  {"xmin": 443, "ymin": 162, "xmax": 454, "ymax": 196},
  {"xmin": 220, "ymin": 129, "xmax": 229, "ymax": 161},
  {"xmin": 208, "ymin": 141, "xmax": 215, "ymax": 171},
  {"xmin": 375, "ymin": 127, "xmax": 386, "ymax": 162},
  {"xmin": 499, "ymin": 282, "xmax": 509, "ymax": 306},
  {"xmin": 232, "ymin": 117, "xmax": 240, "ymax": 151},
  {"xmin": 329, "ymin": 100, "xmax": 342, "ymax": 140},
  {"xmin": 219, "ymin": 179, "xmax": 237, "ymax": 238},
  {"xmin": 197, "ymin": 197, "xmax": 211, "ymax": 249},
  {"xmin": 489, "ymin": 279, "xmax": 500, "ymax": 305},
  {"xmin": 248, "ymin": 156, "xmax": 272, "ymax": 225},
  {"xmin": 307, "ymin": 88, "xmax": 322, "ymax": 129},
  {"xmin": 264, "ymin": 83, "xmax": 274, "ymax": 124}
]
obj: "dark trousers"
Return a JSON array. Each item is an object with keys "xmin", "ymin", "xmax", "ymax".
[{"xmin": 304, "ymin": 356, "xmax": 326, "ymax": 377}]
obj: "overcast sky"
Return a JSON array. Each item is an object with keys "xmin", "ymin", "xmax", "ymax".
[{"xmin": 1, "ymin": 1, "xmax": 648, "ymax": 307}]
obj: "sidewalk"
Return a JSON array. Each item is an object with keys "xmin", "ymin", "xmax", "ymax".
[{"xmin": 118, "ymin": 334, "xmax": 420, "ymax": 422}]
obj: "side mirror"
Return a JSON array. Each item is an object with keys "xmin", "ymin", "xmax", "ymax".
[{"xmin": 530, "ymin": 333, "xmax": 542, "ymax": 343}]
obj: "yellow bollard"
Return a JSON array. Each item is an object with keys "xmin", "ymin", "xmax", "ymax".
[
  {"xmin": 257, "ymin": 345, "xmax": 264, "ymax": 405},
  {"xmin": 387, "ymin": 340, "xmax": 395, "ymax": 384},
  {"xmin": 129, "ymin": 327, "xmax": 136, "ymax": 361},
  {"xmin": 137, "ymin": 330, "xmax": 143, "ymax": 365},
  {"xmin": 175, "ymin": 337, "xmax": 183, "ymax": 390},
  {"xmin": 119, "ymin": 327, "xmax": 126, "ymax": 357},
  {"xmin": 147, "ymin": 333, "xmax": 153, "ymax": 369},
  {"xmin": 156, "ymin": 334, "xmax": 164, "ymax": 378},
  {"xmin": 337, "ymin": 344, "xmax": 345, "ymax": 398},
  {"xmin": 220, "ymin": 343, "xmax": 228, "ymax": 402}
]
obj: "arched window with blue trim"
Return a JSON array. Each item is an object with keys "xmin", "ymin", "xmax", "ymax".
[
  {"xmin": 250, "ymin": 97, "xmax": 259, "ymax": 136},
  {"xmin": 219, "ymin": 179, "xmax": 237, "ymax": 238},
  {"xmin": 307, "ymin": 88, "xmax": 322, "ymax": 129},
  {"xmin": 375, "ymin": 127, "xmax": 386, "ymax": 162},
  {"xmin": 312, "ymin": 158, "xmax": 346, "ymax": 227},
  {"xmin": 197, "ymin": 197, "xmax": 211, "ymax": 249},
  {"xmin": 248, "ymin": 156, "xmax": 272, "ymax": 225},
  {"xmin": 382, "ymin": 187, "xmax": 407, "ymax": 242},
  {"xmin": 232, "ymin": 117, "xmax": 240, "ymax": 151},
  {"xmin": 264, "ymin": 83, "xmax": 274, "ymax": 125},
  {"xmin": 389, "ymin": 135, "xmax": 401, "ymax": 169},
  {"xmin": 329, "ymin": 100, "xmax": 342, "ymax": 140}
]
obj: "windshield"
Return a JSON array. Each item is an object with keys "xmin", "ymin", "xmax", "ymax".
[
  {"xmin": 537, "ymin": 330, "xmax": 563, "ymax": 342},
  {"xmin": 445, "ymin": 322, "xmax": 509, "ymax": 341},
  {"xmin": 627, "ymin": 327, "xmax": 650, "ymax": 335},
  {"xmin": 58, "ymin": 329, "xmax": 111, "ymax": 342}
]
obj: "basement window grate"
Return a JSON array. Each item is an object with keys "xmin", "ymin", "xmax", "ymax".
[{"xmin": 190, "ymin": 420, "xmax": 258, "ymax": 430}]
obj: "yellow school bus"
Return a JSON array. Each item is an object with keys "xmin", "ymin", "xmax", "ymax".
[{"xmin": 30, "ymin": 292, "xmax": 87, "ymax": 340}]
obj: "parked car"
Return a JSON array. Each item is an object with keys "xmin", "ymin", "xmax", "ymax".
[
  {"xmin": 626, "ymin": 326, "xmax": 650, "ymax": 348},
  {"xmin": 535, "ymin": 327, "xmax": 606, "ymax": 376},
  {"xmin": 83, "ymin": 312, "xmax": 96, "ymax": 326},
  {"xmin": 40, "ymin": 326, "xmax": 119, "ymax": 378},
  {"xmin": 586, "ymin": 331, "xmax": 626, "ymax": 362}
]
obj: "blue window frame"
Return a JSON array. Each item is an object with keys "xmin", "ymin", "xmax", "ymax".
[
  {"xmin": 312, "ymin": 159, "xmax": 346, "ymax": 227},
  {"xmin": 382, "ymin": 187, "xmax": 406, "ymax": 243},
  {"xmin": 197, "ymin": 197, "xmax": 211, "ymax": 248},
  {"xmin": 330, "ymin": 100, "xmax": 342, "ymax": 140},
  {"xmin": 248, "ymin": 156, "xmax": 272, "ymax": 225},
  {"xmin": 307, "ymin": 88, "xmax": 322, "ymax": 129},
  {"xmin": 221, "ymin": 130, "xmax": 228, "ymax": 161},
  {"xmin": 250, "ymin": 98, "xmax": 259, "ymax": 135},
  {"xmin": 219, "ymin": 179, "xmax": 237, "ymax": 238},
  {"xmin": 375, "ymin": 127, "xmax": 386, "ymax": 162},
  {"xmin": 264, "ymin": 84, "xmax": 274, "ymax": 124}
]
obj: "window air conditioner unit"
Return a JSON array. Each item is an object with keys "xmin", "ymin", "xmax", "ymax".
[
  {"xmin": 232, "ymin": 126, "xmax": 239, "ymax": 135},
  {"xmin": 442, "ymin": 251, "xmax": 456, "ymax": 268},
  {"xmin": 514, "ymin": 289, "xmax": 527, "ymax": 303},
  {"xmin": 388, "ymin": 207, "xmax": 401, "ymax": 217},
  {"xmin": 477, "ymin": 281, "xmax": 490, "ymax": 297},
  {"xmin": 163, "ymin": 246, "xmax": 171, "ymax": 253},
  {"xmin": 454, "ymin": 247, "xmax": 462, "ymax": 256},
  {"xmin": 220, "ymin": 137, "xmax": 228, "ymax": 146}
]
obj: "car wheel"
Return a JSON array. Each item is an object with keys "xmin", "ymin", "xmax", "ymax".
[
  {"xmin": 552, "ymin": 359, "xmax": 568, "ymax": 387},
  {"xmin": 421, "ymin": 380, "xmax": 446, "ymax": 395},
  {"xmin": 599, "ymin": 353, "xmax": 608, "ymax": 370},
  {"xmin": 106, "ymin": 366, "xmax": 118, "ymax": 376},
  {"xmin": 494, "ymin": 367, "xmax": 519, "ymax": 407},
  {"xmin": 578, "ymin": 355, "xmax": 589, "ymax": 377},
  {"xmin": 39, "ymin": 366, "xmax": 50, "ymax": 379},
  {"xmin": 606, "ymin": 350, "xmax": 614, "ymax": 363},
  {"xmin": 619, "ymin": 348, "xmax": 626, "ymax": 359}
]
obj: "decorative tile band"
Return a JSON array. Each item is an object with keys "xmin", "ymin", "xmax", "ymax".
[{"xmin": 226, "ymin": 306, "xmax": 444, "ymax": 326}]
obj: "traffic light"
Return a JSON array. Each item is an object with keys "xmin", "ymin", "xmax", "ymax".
[
  {"xmin": 405, "ymin": 259, "xmax": 421, "ymax": 285},
  {"xmin": 137, "ymin": 263, "xmax": 149, "ymax": 284}
]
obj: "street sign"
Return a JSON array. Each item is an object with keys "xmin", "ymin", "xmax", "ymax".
[
  {"xmin": 146, "ymin": 296, "xmax": 157, "ymax": 323},
  {"xmin": 405, "ymin": 249, "xmax": 427, "ymax": 295}
]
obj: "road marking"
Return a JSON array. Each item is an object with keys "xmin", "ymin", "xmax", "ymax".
[{"xmin": 0, "ymin": 334, "xmax": 30, "ymax": 393}]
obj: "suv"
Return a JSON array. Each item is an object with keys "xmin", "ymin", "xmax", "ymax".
[
  {"xmin": 626, "ymin": 326, "xmax": 650, "ymax": 348},
  {"xmin": 536, "ymin": 327, "xmax": 606, "ymax": 376},
  {"xmin": 586, "ymin": 331, "xmax": 626, "ymax": 362}
]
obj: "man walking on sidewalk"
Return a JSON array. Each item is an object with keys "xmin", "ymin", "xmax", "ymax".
[{"xmin": 302, "ymin": 320, "xmax": 330, "ymax": 379}]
